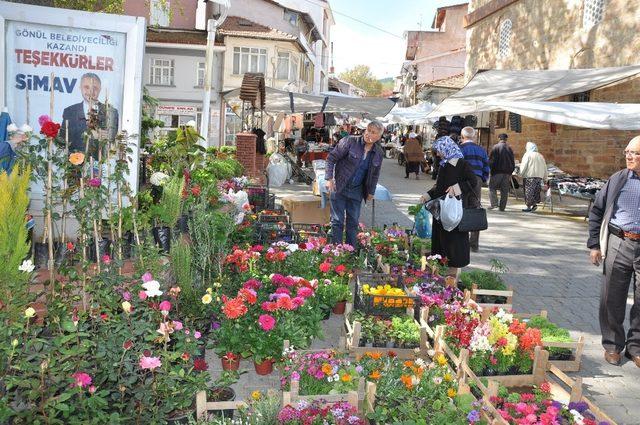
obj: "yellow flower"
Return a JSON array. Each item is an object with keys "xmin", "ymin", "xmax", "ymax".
[
  {"xmin": 321, "ymin": 363, "xmax": 334, "ymax": 375},
  {"xmin": 443, "ymin": 373, "xmax": 453, "ymax": 382},
  {"xmin": 201, "ymin": 294, "xmax": 212, "ymax": 304},
  {"xmin": 206, "ymin": 288, "xmax": 213, "ymax": 294},
  {"xmin": 11, "ymin": 339, "xmax": 18, "ymax": 347},
  {"xmin": 436, "ymin": 354, "xmax": 447, "ymax": 366},
  {"xmin": 447, "ymin": 388, "xmax": 457, "ymax": 398},
  {"xmin": 121, "ymin": 301, "xmax": 132, "ymax": 314},
  {"xmin": 24, "ymin": 307, "xmax": 36, "ymax": 318},
  {"xmin": 251, "ymin": 390, "xmax": 261, "ymax": 400},
  {"xmin": 69, "ymin": 152, "xmax": 85, "ymax": 165}
]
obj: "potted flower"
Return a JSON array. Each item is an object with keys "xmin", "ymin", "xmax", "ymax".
[
  {"xmin": 206, "ymin": 370, "xmax": 242, "ymax": 419},
  {"xmin": 317, "ymin": 279, "xmax": 351, "ymax": 316},
  {"xmin": 248, "ymin": 314, "xmax": 281, "ymax": 375}
]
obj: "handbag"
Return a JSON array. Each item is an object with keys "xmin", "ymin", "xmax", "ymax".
[{"xmin": 458, "ymin": 181, "xmax": 488, "ymax": 232}]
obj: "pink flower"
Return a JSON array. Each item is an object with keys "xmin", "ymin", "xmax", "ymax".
[
  {"xmin": 275, "ymin": 287, "xmax": 291, "ymax": 295},
  {"xmin": 173, "ymin": 320, "xmax": 183, "ymax": 330},
  {"xmin": 101, "ymin": 254, "xmax": 111, "ymax": 264},
  {"xmin": 88, "ymin": 385, "xmax": 96, "ymax": 394},
  {"xmin": 319, "ymin": 262, "xmax": 331, "ymax": 273},
  {"xmin": 159, "ymin": 300, "xmax": 172, "ymax": 312},
  {"xmin": 292, "ymin": 296, "xmax": 305, "ymax": 308},
  {"xmin": 141, "ymin": 272, "xmax": 153, "ymax": 282},
  {"xmin": 38, "ymin": 114, "xmax": 51, "ymax": 126},
  {"xmin": 194, "ymin": 331, "xmax": 202, "ymax": 339},
  {"xmin": 87, "ymin": 178, "xmax": 102, "ymax": 187},
  {"xmin": 139, "ymin": 355, "xmax": 162, "ymax": 370},
  {"xmin": 258, "ymin": 314, "xmax": 276, "ymax": 331},
  {"xmin": 123, "ymin": 291, "xmax": 131, "ymax": 301},
  {"xmin": 185, "ymin": 329, "xmax": 190, "ymax": 335},
  {"xmin": 138, "ymin": 290, "xmax": 148, "ymax": 301},
  {"xmin": 297, "ymin": 287, "xmax": 313, "ymax": 298},
  {"xmin": 71, "ymin": 372, "xmax": 92, "ymax": 388}
]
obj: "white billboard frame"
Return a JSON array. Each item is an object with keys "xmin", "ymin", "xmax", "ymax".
[{"xmin": 0, "ymin": 0, "xmax": 146, "ymax": 193}]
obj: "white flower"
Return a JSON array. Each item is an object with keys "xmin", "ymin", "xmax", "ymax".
[
  {"xmin": 7, "ymin": 123, "xmax": 18, "ymax": 133},
  {"xmin": 287, "ymin": 243, "xmax": 299, "ymax": 252},
  {"xmin": 495, "ymin": 309, "xmax": 513, "ymax": 323},
  {"xmin": 149, "ymin": 172, "xmax": 169, "ymax": 186},
  {"xmin": 327, "ymin": 376, "xmax": 333, "ymax": 382},
  {"xmin": 20, "ymin": 124, "xmax": 33, "ymax": 133},
  {"xmin": 19, "ymin": 259, "xmax": 35, "ymax": 273},
  {"xmin": 333, "ymin": 373, "xmax": 339, "ymax": 381},
  {"xmin": 142, "ymin": 280, "xmax": 163, "ymax": 297},
  {"xmin": 415, "ymin": 358, "xmax": 426, "ymax": 367}
]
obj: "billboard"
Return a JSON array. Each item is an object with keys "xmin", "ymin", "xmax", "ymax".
[{"xmin": 6, "ymin": 21, "xmax": 126, "ymax": 154}]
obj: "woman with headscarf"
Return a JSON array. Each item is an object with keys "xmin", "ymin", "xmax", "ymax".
[
  {"xmin": 420, "ymin": 136, "xmax": 478, "ymax": 279},
  {"xmin": 518, "ymin": 141, "xmax": 547, "ymax": 212},
  {"xmin": 404, "ymin": 132, "xmax": 423, "ymax": 179}
]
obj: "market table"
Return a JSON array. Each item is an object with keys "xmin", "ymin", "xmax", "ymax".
[{"xmin": 302, "ymin": 151, "xmax": 329, "ymax": 163}]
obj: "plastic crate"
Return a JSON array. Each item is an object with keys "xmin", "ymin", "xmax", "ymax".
[
  {"xmin": 246, "ymin": 185, "xmax": 269, "ymax": 211},
  {"xmin": 291, "ymin": 223, "xmax": 327, "ymax": 242},
  {"xmin": 354, "ymin": 272, "xmax": 421, "ymax": 318},
  {"xmin": 258, "ymin": 227, "xmax": 294, "ymax": 244},
  {"xmin": 258, "ymin": 212, "xmax": 290, "ymax": 224}
]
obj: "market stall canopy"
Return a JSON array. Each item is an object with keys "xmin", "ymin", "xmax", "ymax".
[
  {"xmin": 222, "ymin": 87, "xmax": 396, "ymax": 117},
  {"xmin": 427, "ymin": 65, "xmax": 640, "ymax": 129},
  {"xmin": 383, "ymin": 102, "xmax": 436, "ymax": 124}
]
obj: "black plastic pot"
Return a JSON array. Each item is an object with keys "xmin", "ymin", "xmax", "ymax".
[
  {"xmin": 88, "ymin": 238, "xmax": 112, "ymax": 263},
  {"xmin": 34, "ymin": 242, "xmax": 49, "ymax": 268},
  {"xmin": 208, "ymin": 387, "xmax": 235, "ymax": 419},
  {"xmin": 152, "ymin": 226, "xmax": 171, "ymax": 253},
  {"xmin": 321, "ymin": 308, "xmax": 331, "ymax": 321},
  {"xmin": 166, "ymin": 407, "xmax": 195, "ymax": 425},
  {"xmin": 176, "ymin": 214, "xmax": 190, "ymax": 235},
  {"xmin": 54, "ymin": 242, "xmax": 74, "ymax": 266},
  {"xmin": 121, "ymin": 231, "xmax": 135, "ymax": 259}
]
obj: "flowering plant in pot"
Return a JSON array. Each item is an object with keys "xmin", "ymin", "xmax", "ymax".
[{"xmin": 277, "ymin": 400, "xmax": 366, "ymax": 425}]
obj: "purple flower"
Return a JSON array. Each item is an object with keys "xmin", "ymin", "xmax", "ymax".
[
  {"xmin": 467, "ymin": 410, "xmax": 481, "ymax": 423},
  {"xmin": 290, "ymin": 371, "xmax": 300, "ymax": 381},
  {"xmin": 87, "ymin": 178, "xmax": 101, "ymax": 188},
  {"xmin": 38, "ymin": 115, "xmax": 51, "ymax": 126},
  {"xmin": 210, "ymin": 321, "xmax": 221, "ymax": 331},
  {"xmin": 568, "ymin": 401, "xmax": 589, "ymax": 413}
]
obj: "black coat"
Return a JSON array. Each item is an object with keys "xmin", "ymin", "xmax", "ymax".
[
  {"xmin": 489, "ymin": 141, "xmax": 515, "ymax": 175},
  {"xmin": 427, "ymin": 159, "xmax": 477, "ymax": 268},
  {"xmin": 60, "ymin": 101, "xmax": 119, "ymax": 154}
]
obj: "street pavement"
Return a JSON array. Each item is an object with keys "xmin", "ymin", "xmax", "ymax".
[{"xmin": 208, "ymin": 158, "xmax": 639, "ymax": 424}]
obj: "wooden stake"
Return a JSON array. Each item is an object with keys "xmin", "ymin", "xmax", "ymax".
[
  {"xmin": 90, "ymin": 157, "xmax": 101, "ymax": 273},
  {"xmin": 61, "ymin": 121, "xmax": 69, "ymax": 245},
  {"xmin": 47, "ymin": 72, "xmax": 55, "ymax": 295}
]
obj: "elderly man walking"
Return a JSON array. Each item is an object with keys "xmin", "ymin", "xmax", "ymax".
[
  {"xmin": 488, "ymin": 133, "xmax": 515, "ymax": 211},
  {"xmin": 588, "ymin": 135, "xmax": 640, "ymax": 367},
  {"xmin": 460, "ymin": 127, "xmax": 490, "ymax": 251},
  {"xmin": 325, "ymin": 121, "xmax": 385, "ymax": 248}
]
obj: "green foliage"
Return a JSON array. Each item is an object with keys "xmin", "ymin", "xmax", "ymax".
[
  {"xmin": 152, "ymin": 174, "xmax": 184, "ymax": 227},
  {"xmin": 338, "ymin": 65, "xmax": 383, "ymax": 97},
  {"xmin": 190, "ymin": 203, "xmax": 234, "ymax": 287},
  {"xmin": 489, "ymin": 258, "xmax": 510, "ymax": 274},
  {"xmin": 390, "ymin": 316, "xmax": 420, "ymax": 346},
  {"xmin": 526, "ymin": 315, "xmax": 573, "ymax": 357},
  {"xmin": 0, "ymin": 167, "xmax": 32, "ymax": 317},
  {"xmin": 53, "ymin": 0, "xmax": 124, "ymax": 13},
  {"xmin": 459, "ymin": 270, "xmax": 507, "ymax": 292}
]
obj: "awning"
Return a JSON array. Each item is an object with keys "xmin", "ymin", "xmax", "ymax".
[
  {"xmin": 427, "ymin": 65, "xmax": 640, "ymax": 129},
  {"xmin": 222, "ymin": 87, "xmax": 396, "ymax": 118},
  {"xmin": 383, "ymin": 102, "xmax": 436, "ymax": 124}
]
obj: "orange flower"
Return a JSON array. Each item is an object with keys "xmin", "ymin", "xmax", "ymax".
[
  {"xmin": 341, "ymin": 373, "xmax": 352, "ymax": 382},
  {"xmin": 400, "ymin": 374, "xmax": 413, "ymax": 390},
  {"xmin": 321, "ymin": 363, "xmax": 333, "ymax": 375},
  {"xmin": 365, "ymin": 352, "xmax": 382, "ymax": 360},
  {"xmin": 69, "ymin": 152, "xmax": 85, "ymax": 165},
  {"xmin": 222, "ymin": 296, "xmax": 248, "ymax": 319},
  {"xmin": 403, "ymin": 360, "xmax": 414, "ymax": 368},
  {"xmin": 369, "ymin": 370, "xmax": 381, "ymax": 380}
]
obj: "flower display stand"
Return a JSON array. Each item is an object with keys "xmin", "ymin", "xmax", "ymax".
[
  {"xmin": 195, "ymin": 391, "xmax": 247, "ymax": 420},
  {"xmin": 343, "ymin": 303, "xmax": 429, "ymax": 359},
  {"xmin": 468, "ymin": 283, "xmax": 514, "ymax": 311},
  {"xmin": 516, "ymin": 310, "xmax": 585, "ymax": 372}
]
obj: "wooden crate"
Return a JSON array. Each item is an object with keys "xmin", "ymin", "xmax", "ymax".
[
  {"xmin": 343, "ymin": 303, "xmax": 430, "ymax": 359},
  {"xmin": 468, "ymin": 283, "xmax": 514, "ymax": 311},
  {"xmin": 515, "ymin": 310, "xmax": 585, "ymax": 372}
]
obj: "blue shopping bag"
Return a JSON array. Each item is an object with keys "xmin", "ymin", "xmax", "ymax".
[{"xmin": 414, "ymin": 205, "xmax": 432, "ymax": 239}]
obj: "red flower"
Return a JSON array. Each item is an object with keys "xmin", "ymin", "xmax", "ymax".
[
  {"xmin": 388, "ymin": 351, "xmax": 397, "ymax": 358},
  {"xmin": 261, "ymin": 301, "xmax": 278, "ymax": 312},
  {"xmin": 539, "ymin": 381, "xmax": 551, "ymax": 393},
  {"xmin": 319, "ymin": 262, "xmax": 331, "ymax": 273},
  {"xmin": 222, "ymin": 297, "xmax": 248, "ymax": 319},
  {"xmin": 66, "ymin": 242, "xmax": 75, "ymax": 251},
  {"xmin": 100, "ymin": 313, "xmax": 108, "ymax": 321},
  {"xmin": 190, "ymin": 185, "xmax": 201, "ymax": 197},
  {"xmin": 123, "ymin": 340, "xmax": 133, "ymax": 350},
  {"xmin": 335, "ymin": 264, "xmax": 347, "ymax": 275},
  {"xmin": 181, "ymin": 352, "xmax": 190, "ymax": 361},
  {"xmin": 193, "ymin": 358, "xmax": 208, "ymax": 371},
  {"xmin": 239, "ymin": 288, "xmax": 257, "ymax": 305},
  {"xmin": 276, "ymin": 295, "xmax": 295, "ymax": 311},
  {"xmin": 40, "ymin": 120, "xmax": 61, "ymax": 138}
]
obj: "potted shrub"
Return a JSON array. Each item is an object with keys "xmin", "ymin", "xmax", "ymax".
[
  {"xmin": 206, "ymin": 371, "xmax": 242, "ymax": 419},
  {"xmin": 318, "ymin": 281, "xmax": 351, "ymax": 315},
  {"xmin": 391, "ymin": 316, "xmax": 420, "ymax": 349},
  {"xmin": 149, "ymin": 174, "xmax": 184, "ymax": 253}
]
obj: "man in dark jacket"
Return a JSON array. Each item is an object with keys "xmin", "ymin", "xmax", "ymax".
[
  {"xmin": 588, "ymin": 135, "xmax": 640, "ymax": 367},
  {"xmin": 488, "ymin": 133, "xmax": 515, "ymax": 211},
  {"xmin": 325, "ymin": 121, "xmax": 384, "ymax": 247},
  {"xmin": 460, "ymin": 126, "xmax": 489, "ymax": 251}
]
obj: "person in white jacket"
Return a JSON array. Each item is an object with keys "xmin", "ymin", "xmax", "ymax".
[{"xmin": 519, "ymin": 141, "xmax": 547, "ymax": 212}]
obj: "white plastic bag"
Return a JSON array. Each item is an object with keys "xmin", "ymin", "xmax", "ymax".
[
  {"xmin": 439, "ymin": 195, "xmax": 463, "ymax": 231},
  {"xmin": 267, "ymin": 153, "xmax": 290, "ymax": 187}
]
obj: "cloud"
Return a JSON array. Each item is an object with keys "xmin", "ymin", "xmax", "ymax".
[{"xmin": 332, "ymin": 23, "xmax": 405, "ymax": 79}]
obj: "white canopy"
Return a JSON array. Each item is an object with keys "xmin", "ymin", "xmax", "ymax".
[
  {"xmin": 383, "ymin": 102, "xmax": 436, "ymax": 124},
  {"xmin": 222, "ymin": 87, "xmax": 396, "ymax": 118},
  {"xmin": 427, "ymin": 65, "xmax": 640, "ymax": 129}
]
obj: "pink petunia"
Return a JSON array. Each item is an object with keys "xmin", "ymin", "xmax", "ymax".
[
  {"xmin": 139, "ymin": 355, "xmax": 162, "ymax": 370},
  {"xmin": 38, "ymin": 114, "xmax": 51, "ymax": 126}
]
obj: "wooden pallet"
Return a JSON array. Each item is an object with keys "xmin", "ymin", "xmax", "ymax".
[
  {"xmin": 343, "ymin": 303, "xmax": 430, "ymax": 359},
  {"xmin": 468, "ymin": 283, "xmax": 514, "ymax": 311},
  {"xmin": 515, "ymin": 310, "xmax": 585, "ymax": 372}
]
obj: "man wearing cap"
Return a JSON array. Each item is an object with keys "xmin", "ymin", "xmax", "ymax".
[
  {"xmin": 488, "ymin": 133, "xmax": 515, "ymax": 211},
  {"xmin": 588, "ymin": 135, "xmax": 640, "ymax": 367}
]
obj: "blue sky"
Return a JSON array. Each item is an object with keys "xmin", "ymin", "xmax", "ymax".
[{"xmin": 330, "ymin": 0, "xmax": 465, "ymax": 79}]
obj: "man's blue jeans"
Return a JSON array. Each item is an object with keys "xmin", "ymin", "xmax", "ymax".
[{"xmin": 330, "ymin": 190, "xmax": 362, "ymax": 248}]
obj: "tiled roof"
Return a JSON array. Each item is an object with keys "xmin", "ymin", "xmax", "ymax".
[
  {"xmin": 218, "ymin": 16, "xmax": 297, "ymax": 41},
  {"xmin": 424, "ymin": 73, "xmax": 465, "ymax": 89},
  {"xmin": 146, "ymin": 29, "xmax": 223, "ymax": 46}
]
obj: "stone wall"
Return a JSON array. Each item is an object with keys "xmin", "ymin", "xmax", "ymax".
[{"xmin": 466, "ymin": 0, "xmax": 640, "ymax": 177}]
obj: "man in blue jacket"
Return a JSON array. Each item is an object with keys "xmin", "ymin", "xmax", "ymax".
[
  {"xmin": 325, "ymin": 121, "xmax": 384, "ymax": 247},
  {"xmin": 588, "ymin": 135, "xmax": 640, "ymax": 367},
  {"xmin": 460, "ymin": 126, "xmax": 489, "ymax": 252}
]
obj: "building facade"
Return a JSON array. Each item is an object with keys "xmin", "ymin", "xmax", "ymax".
[
  {"xmin": 465, "ymin": 0, "xmax": 640, "ymax": 177},
  {"xmin": 396, "ymin": 3, "xmax": 468, "ymax": 106}
]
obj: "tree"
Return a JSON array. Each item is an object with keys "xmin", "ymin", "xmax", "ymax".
[
  {"xmin": 52, "ymin": 0, "xmax": 124, "ymax": 13},
  {"xmin": 339, "ymin": 65, "xmax": 383, "ymax": 97}
]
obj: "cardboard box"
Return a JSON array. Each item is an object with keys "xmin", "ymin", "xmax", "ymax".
[{"xmin": 281, "ymin": 195, "xmax": 330, "ymax": 225}]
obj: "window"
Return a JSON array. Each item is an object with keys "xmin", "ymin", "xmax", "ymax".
[
  {"xmin": 276, "ymin": 52, "xmax": 300, "ymax": 81},
  {"xmin": 571, "ymin": 91, "xmax": 591, "ymax": 102},
  {"xmin": 495, "ymin": 111, "xmax": 506, "ymax": 128},
  {"xmin": 498, "ymin": 19, "xmax": 512, "ymax": 58},
  {"xmin": 150, "ymin": 0, "xmax": 170, "ymax": 27},
  {"xmin": 149, "ymin": 58, "xmax": 174, "ymax": 85},
  {"xmin": 232, "ymin": 47, "xmax": 267, "ymax": 75},
  {"xmin": 583, "ymin": 0, "xmax": 605, "ymax": 27},
  {"xmin": 284, "ymin": 10, "xmax": 298, "ymax": 26},
  {"xmin": 197, "ymin": 62, "xmax": 205, "ymax": 87}
]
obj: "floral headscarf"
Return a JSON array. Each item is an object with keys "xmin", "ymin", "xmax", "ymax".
[
  {"xmin": 526, "ymin": 141, "xmax": 538, "ymax": 152},
  {"xmin": 433, "ymin": 136, "xmax": 464, "ymax": 167}
]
